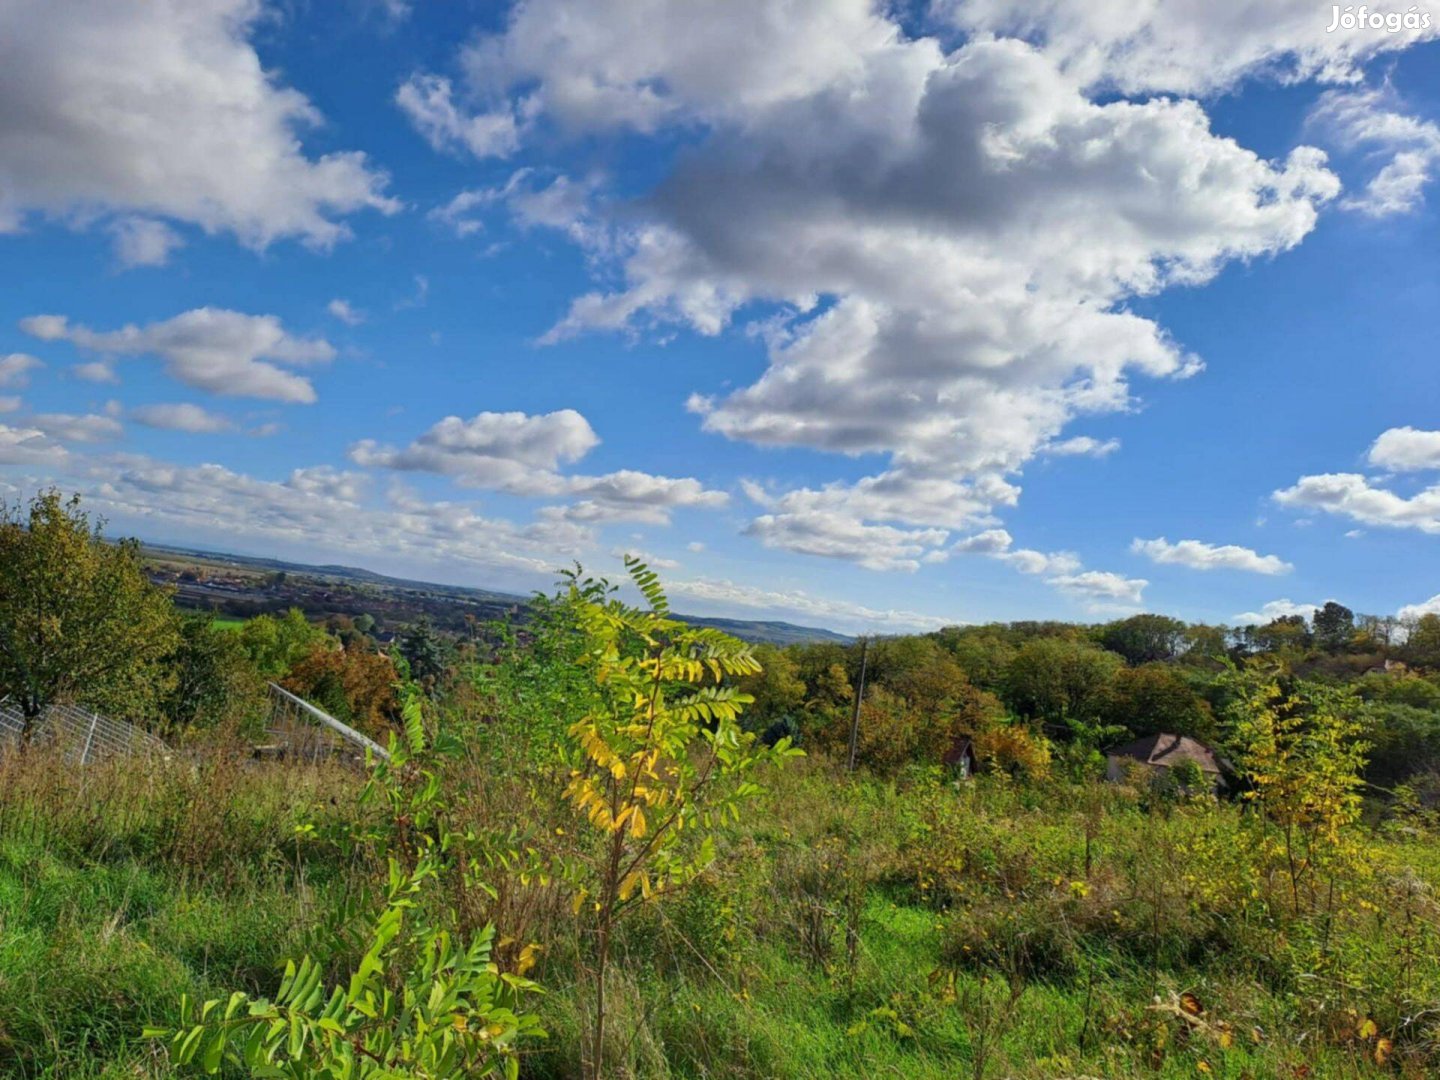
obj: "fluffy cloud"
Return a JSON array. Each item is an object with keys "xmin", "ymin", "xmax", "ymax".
[
  {"xmin": 108, "ymin": 217, "xmax": 184, "ymax": 268},
  {"xmin": 557, "ymin": 472, "xmax": 728, "ymax": 525},
  {"xmin": 0, "ymin": 0, "xmax": 397, "ymax": 246},
  {"xmin": 351, "ymin": 409, "xmax": 599, "ymax": 487},
  {"xmin": 1367, "ymin": 426, "xmax": 1440, "ymax": 472},
  {"xmin": 952, "ymin": 528, "xmax": 1080, "ymax": 576},
  {"xmin": 1274, "ymin": 472, "xmax": 1440, "ymax": 533},
  {"xmin": 21, "ymin": 308, "xmax": 335, "ymax": 403},
  {"xmin": 0, "ymin": 353, "xmax": 41, "ymax": 388},
  {"xmin": 130, "ymin": 402, "xmax": 235, "ymax": 434},
  {"xmin": 0, "ymin": 422, "xmax": 68, "ymax": 465},
  {"xmin": 1233, "ymin": 598, "xmax": 1322, "ymax": 625},
  {"xmin": 940, "ymin": 0, "xmax": 1438, "ymax": 96},
  {"xmin": 395, "ymin": 75, "xmax": 522, "ymax": 159},
  {"xmin": 1399, "ymin": 594, "xmax": 1440, "ymax": 622},
  {"xmin": 746, "ymin": 511, "xmax": 949, "ymax": 573},
  {"xmin": 351, "ymin": 409, "xmax": 727, "ymax": 524},
  {"xmin": 29, "ymin": 412, "xmax": 124, "ymax": 443},
  {"xmin": 1311, "ymin": 86, "xmax": 1440, "ymax": 216},
  {"xmin": 429, "ymin": 3, "xmax": 1343, "ymax": 569},
  {"xmin": 1276, "ymin": 426, "xmax": 1440, "ymax": 533},
  {"xmin": 1132, "ymin": 537, "xmax": 1293, "ymax": 575},
  {"xmin": 1047, "ymin": 570, "xmax": 1147, "ymax": 609},
  {"xmin": 428, "ymin": 190, "xmax": 494, "ymax": 237},
  {"xmin": 73, "ymin": 361, "xmax": 119, "ymax": 384},
  {"xmin": 326, "ymin": 299, "xmax": 365, "ymax": 326}
]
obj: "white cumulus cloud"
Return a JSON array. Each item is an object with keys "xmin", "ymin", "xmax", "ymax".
[
  {"xmin": 21, "ymin": 308, "xmax": 336, "ymax": 403},
  {"xmin": 1368, "ymin": 426, "xmax": 1440, "ymax": 472},
  {"xmin": 1233, "ymin": 598, "xmax": 1323, "ymax": 625},
  {"xmin": 0, "ymin": 0, "xmax": 397, "ymax": 246},
  {"xmin": 420, "ymin": 2, "xmax": 1342, "ymax": 570},
  {"xmin": 130, "ymin": 402, "xmax": 236, "ymax": 433},
  {"xmin": 351, "ymin": 409, "xmax": 727, "ymax": 525},
  {"xmin": 1132, "ymin": 537, "xmax": 1293, "ymax": 575}
]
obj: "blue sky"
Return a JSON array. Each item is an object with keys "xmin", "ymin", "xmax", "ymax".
[{"xmin": 3, "ymin": 1, "xmax": 1440, "ymax": 634}]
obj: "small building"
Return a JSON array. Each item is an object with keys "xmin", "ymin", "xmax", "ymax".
[
  {"xmin": 943, "ymin": 734, "xmax": 977, "ymax": 779},
  {"xmin": 1106, "ymin": 733, "xmax": 1225, "ymax": 792}
]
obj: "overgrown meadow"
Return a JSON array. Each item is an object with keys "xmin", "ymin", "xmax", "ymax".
[{"xmin": 4, "ymin": 492, "xmax": 1440, "ymax": 1078}]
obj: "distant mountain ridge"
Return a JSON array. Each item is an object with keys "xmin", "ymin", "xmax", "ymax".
[{"xmin": 142, "ymin": 542, "xmax": 854, "ymax": 646}]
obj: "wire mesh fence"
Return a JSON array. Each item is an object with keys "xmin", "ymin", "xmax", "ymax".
[{"xmin": 0, "ymin": 698, "xmax": 169, "ymax": 763}]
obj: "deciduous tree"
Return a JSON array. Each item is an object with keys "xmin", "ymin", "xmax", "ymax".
[{"xmin": 0, "ymin": 490, "xmax": 179, "ymax": 731}]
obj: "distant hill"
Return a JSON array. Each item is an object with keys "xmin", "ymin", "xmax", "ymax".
[
  {"xmin": 142, "ymin": 543, "xmax": 853, "ymax": 646},
  {"xmin": 680, "ymin": 615, "xmax": 852, "ymax": 646}
]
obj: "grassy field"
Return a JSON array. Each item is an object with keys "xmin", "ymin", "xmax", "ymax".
[{"xmin": 1, "ymin": 735, "xmax": 1435, "ymax": 1079}]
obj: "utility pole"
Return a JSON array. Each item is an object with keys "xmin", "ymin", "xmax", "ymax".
[{"xmin": 846, "ymin": 636, "xmax": 869, "ymax": 773}]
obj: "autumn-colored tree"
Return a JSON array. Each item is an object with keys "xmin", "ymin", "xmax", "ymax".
[
  {"xmin": 282, "ymin": 643, "xmax": 399, "ymax": 735},
  {"xmin": 970, "ymin": 717, "xmax": 1053, "ymax": 778},
  {"xmin": 0, "ymin": 490, "xmax": 179, "ymax": 731},
  {"xmin": 1223, "ymin": 665, "xmax": 1369, "ymax": 915},
  {"xmin": 735, "ymin": 643, "xmax": 807, "ymax": 732},
  {"xmin": 558, "ymin": 560, "xmax": 799, "ymax": 1079}
]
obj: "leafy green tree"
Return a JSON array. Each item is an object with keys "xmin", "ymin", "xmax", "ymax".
[
  {"xmin": 1313, "ymin": 601, "xmax": 1356, "ymax": 654},
  {"xmin": 559, "ymin": 559, "xmax": 800, "ymax": 1079},
  {"xmin": 1103, "ymin": 664, "xmax": 1213, "ymax": 740},
  {"xmin": 1403, "ymin": 613, "xmax": 1440, "ymax": 669},
  {"xmin": 735, "ymin": 643, "xmax": 807, "ymax": 732},
  {"xmin": 238, "ymin": 607, "xmax": 323, "ymax": 677},
  {"xmin": 162, "ymin": 612, "xmax": 264, "ymax": 732},
  {"xmin": 931, "ymin": 625, "xmax": 1018, "ymax": 690},
  {"xmin": 398, "ymin": 617, "xmax": 451, "ymax": 687},
  {"xmin": 1002, "ymin": 638, "xmax": 1122, "ymax": 729},
  {"xmin": 1180, "ymin": 623, "xmax": 1230, "ymax": 665},
  {"xmin": 1245, "ymin": 614, "xmax": 1312, "ymax": 655},
  {"xmin": 1361, "ymin": 699, "xmax": 1440, "ymax": 786},
  {"xmin": 0, "ymin": 490, "xmax": 179, "ymax": 730},
  {"xmin": 1099, "ymin": 613, "xmax": 1188, "ymax": 665}
]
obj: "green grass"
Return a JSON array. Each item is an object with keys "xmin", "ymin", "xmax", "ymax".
[{"xmin": 0, "ymin": 744, "xmax": 1433, "ymax": 1078}]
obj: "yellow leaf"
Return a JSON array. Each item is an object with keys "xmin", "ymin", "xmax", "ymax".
[
  {"xmin": 618, "ymin": 871, "xmax": 640, "ymax": 902},
  {"xmin": 517, "ymin": 944, "xmax": 540, "ymax": 977},
  {"xmin": 1375, "ymin": 1037, "xmax": 1392, "ymax": 1065},
  {"xmin": 1358, "ymin": 1018, "xmax": 1378, "ymax": 1040},
  {"xmin": 1180, "ymin": 992, "xmax": 1204, "ymax": 1017}
]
